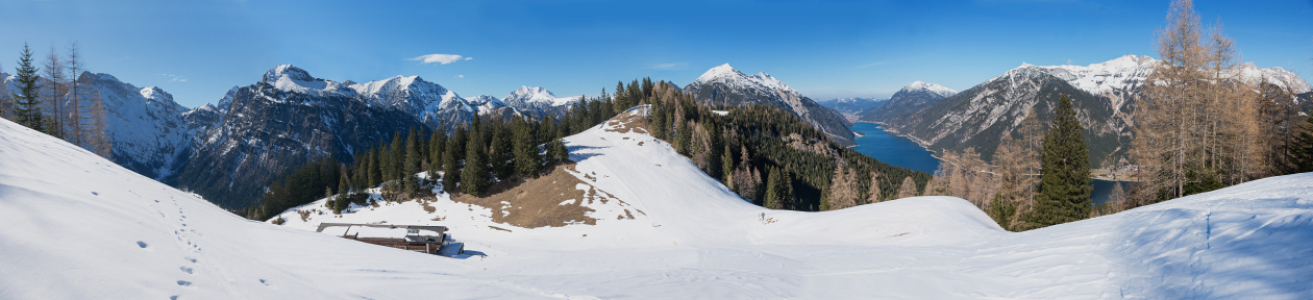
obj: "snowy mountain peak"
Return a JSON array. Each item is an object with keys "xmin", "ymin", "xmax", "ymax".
[
  {"xmin": 502, "ymin": 86, "xmax": 581, "ymax": 108},
  {"xmin": 509, "ymin": 86, "xmax": 557, "ymax": 99},
  {"xmin": 139, "ymin": 86, "xmax": 174, "ymax": 102},
  {"xmin": 900, "ymin": 81, "xmax": 956, "ymax": 98},
  {"xmin": 259, "ymin": 64, "xmax": 347, "ymax": 96},
  {"xmin": 695, "ymin": 63, "xmax": 745, "ymax": 83},
  {"xmin": 691, "ymin": 64, "xmax": 796, "ymax": 95},
  {"xmin": 263, "ymin": 64, "xmax": 314, "ymax": 83}
]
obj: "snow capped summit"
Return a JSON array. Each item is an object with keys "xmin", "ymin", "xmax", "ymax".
[
  {"xmin": 1003, "ymin": 54, "xmax": 1311, "ymax": 111},
  {"xmin": 139, "ymin": 86, "xmax": 172, "ymax": 101},
  {"xmin": 690, "ymin": 64, "xmax": 797, "ymax": 95},
  {"xmin": 262, "ymin": 64, "xmax": 315, "ymax": 83},
  {"xmin": 1235, "ymin": 62, "xmax": 1312, "ymax": 93},
  {"xmin": 900, "ymin": 81, "xmax": 957, "ymax": 98},
  {"xmin": 260, "ymin": 64, "xmax": 349, "ymax": 96},
  {"xmin": 502, "ymin": 86, "xmax": 582, "ymax": 108},
  {"xmin": 685, "ymin": 64, "xmax": 855, "ymax": 145},
  {"xmin": 695, "ymin": 63, "xmax": 743, "ymax": 83}
]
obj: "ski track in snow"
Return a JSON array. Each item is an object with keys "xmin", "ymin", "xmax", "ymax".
[{"xmin": 2, "ymin": 107, "xmax": 1313, "ymax": 299}]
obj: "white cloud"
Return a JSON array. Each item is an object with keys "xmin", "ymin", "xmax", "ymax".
[
  {"xmin": 644, "ymin": 62, "xmax": 688, "ymax": 70},
  {"xmin": 410, "ymin": 53, "xmax": 471, "ymax": 65},
  {"xmin": 454, "ymin": 75, "xmax": 464, "ymax": 78}
]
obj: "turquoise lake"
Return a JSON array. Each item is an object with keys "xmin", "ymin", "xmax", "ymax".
[{"xmin": 849, "ymin": 122, "xmax": 941, "ymax": 174}]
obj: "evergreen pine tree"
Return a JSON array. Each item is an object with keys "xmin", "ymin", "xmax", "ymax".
[
  {"xmin": 513, "ymin": 120, "xmax": 542, "ymax": 177},
  {"xmin": 489, "ymin": 124, "xmax": 513, "ymax": 179},
  {"xmin": 721, "ymin": 143, "xmax": 734, "ymax": 185},
  {"xmin": 650, "ymin": 101, "xmax": 666, "ymax": 139},
  {"xmin": 1031, "ymin": 94, "xmax": 1092, "ymax": 228},
  {"xmin": 429, "ymin": 129, "xmax": 444, "ymax": 172},
  {"xmin": 442, "ymin": 136, "xmax": 461, "ymax": 194},
  {"xmin": 762, "ymin": 167, "xmax": 795, "ymax": 210},
  {"xmin": 404, "ymin": 128, "xmax": 421, "ymax": 196},
  {"xmin": 337, "ymin": 169, "xmax": 350, "ymax": 198},
  {"xmin": 12, "ymin": 43, "xmax": 45, "ymax": 132},
  {"xmin": 462, "ymin": 127, "xmax": 490, "ymax": 196},
  {"xmin": 389, "ymin": 132, "xmax": 404, "ymax": 183},
  {"xmin": 369, "ymin": 147, "xmax": 383, "ymax": 188},
  {"xmin": 1286, "ymin": 114, "xmax": 1313, "ymax": 174}
]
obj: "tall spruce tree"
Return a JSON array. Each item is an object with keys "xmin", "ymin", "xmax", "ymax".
[
  {"xmin": 403, "ymin": 128, "xmax": 421, "ymax": 195},
  {"xmin": 1031, "ymin": 94, "xmax": 1092, "ymax": 227},
  {"xmin": 489, "ymin": 125, "xmax": 513, "ymax": 179},
  {"xmin": 442, "ymin": 135, "xmax": 461, "ymax": 194},
  {"xmin": 462, "ymin": 127, "xmax": 490, "ymax": 196},
  {"xmin": 389, "ymin": 132, "xmax": 404, "ymax": 183},
  {"xmin": 1285, "ymin": 114, "xmax": 1313, "ymax": 174},
  {"xmin": 12, "ymin": 43, "xmax": 45, "ymax": 132}
]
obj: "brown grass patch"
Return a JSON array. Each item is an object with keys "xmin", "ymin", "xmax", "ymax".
[
  {"xmin": 603, "ymin": 111, "xmax": 651, "ymax": 134},
  {"xmin": 447, "ymin": 163, "xmax": 604, "ymax": 228}
]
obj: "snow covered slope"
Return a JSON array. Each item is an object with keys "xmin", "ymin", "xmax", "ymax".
[
  {"xmin": 4, "ymin": 106, "xmax": 1313, "ymax": 298},
  {"xmin": 282, "ymin": 107, "xmax": 1311, "ymax": 298}
]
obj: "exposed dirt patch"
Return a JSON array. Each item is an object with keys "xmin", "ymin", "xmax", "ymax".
[
  {"xmin": 603, "ymin": 112, "xmax": 651, "ymax": 134},
  {"xmin": 448, "ymin": 163, "xmax": 616, "ymax": 228}
]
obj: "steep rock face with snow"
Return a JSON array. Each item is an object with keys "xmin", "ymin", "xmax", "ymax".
[
  {"xmin": 76, "ymin": 72, "xmax": 196, "ymax": 180},
  {"xmin": 684, "ymin": 64, "xmax": 856, "ymax": 145},
  {"xmin": 172, "ymin": 65, "xmax": 424, "ymax": 209},
  {"xmin": 877, "ymin": 55, "xmax": 1311, "ymax": 165},
  {"xmin": 888, "ymin": 67, "xmax": 1126, "ymax": 165},
  {"xmin": 859, "ymin": 81, "xmax": 956, "ymax": 123}
]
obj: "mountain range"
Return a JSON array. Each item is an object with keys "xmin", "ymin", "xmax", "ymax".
[
  {"xmin": 817, "ymin": 97, "xmax": 885, "ymax": 121},
  {"xmin": 863, "ymin": 54, "xmax": 1312, "ymax": 166},
  {"xmin": 0, "ymin": 65, "xmax": 592, "ymax": 209},
  {"xmin": 684, "ymin": 64, "xmax": 857, "ymax": 145}
]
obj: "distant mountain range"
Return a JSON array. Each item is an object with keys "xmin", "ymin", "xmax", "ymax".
[
  {"xmin": 0, "ymin": 65, "xmax": 590, "ymax": 209},
  {"xmin": 858, "ymin": 81, "xmax": 957, "ymax": 124},
  {"xmin": 864, "ymin": 54, "xmax": 1312, "ymax": 166},
  {"xmin": 817, "ymin": 97, "xmax": 885, "ymax": 121},
  {"xmin": 684, "ymin": 64, "xmax": 856, "ymax": 145}
]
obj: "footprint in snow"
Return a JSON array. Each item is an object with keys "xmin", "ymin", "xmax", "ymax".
[
  {"xmin": 259, "ymin": 279, "xmax": 270, "ymax": 286},
  {"xmin": 180, "ymin": 266, "xmax": 193, "ymax": 274},
  {"xmin": 91, "ymin": 191, "xmax": 98, "ymax": 196},
  {"xmin": 137, "ymin": 241, "xmax": 148, "ymax": 248},
  {"xmin": 176, "ymin": 280, "xmax": 191, "ymax": 287},
  {"xmin": 170, "ymin": 295, "xmax": 179, "ymax": 300}
]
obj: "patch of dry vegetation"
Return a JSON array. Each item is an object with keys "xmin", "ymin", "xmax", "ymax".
[{"xmin": 448, "ymin": 163, "xmax": 621, "ymax": 228}]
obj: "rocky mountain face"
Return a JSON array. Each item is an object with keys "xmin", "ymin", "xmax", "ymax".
[
  {"xmin": 858, "ymin": 81, "xmax": 956, "ymax": 123},
  {"xmin": 818, "ymin": 97, "xmax": 885, "ymax": 121},
  {"xmin": 57, "ymin": 65, "xmax": 584, "ymax": 209},
  {"xmin": 885, "ymin": 68, "xmax": 1126, "ymax": 166},
  {"xmin": 684, "ymin": 64, "xmax": 856, "ymax": 146},
  {"xmin": 875, "ymin": 55, "xmax": 1312, "ymax": 166},
  {"xmin": 170, "ymin": 66, "xmax": 426, "ymax": 208},
  {"xmin": 70, "ymin": 73, "xmax": 195, "ymax": 180}
]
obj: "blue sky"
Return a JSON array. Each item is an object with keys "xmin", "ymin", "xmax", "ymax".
[{"xmin": 1, "ymin": 0, "xmax": 1310, "ymax": 108}]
